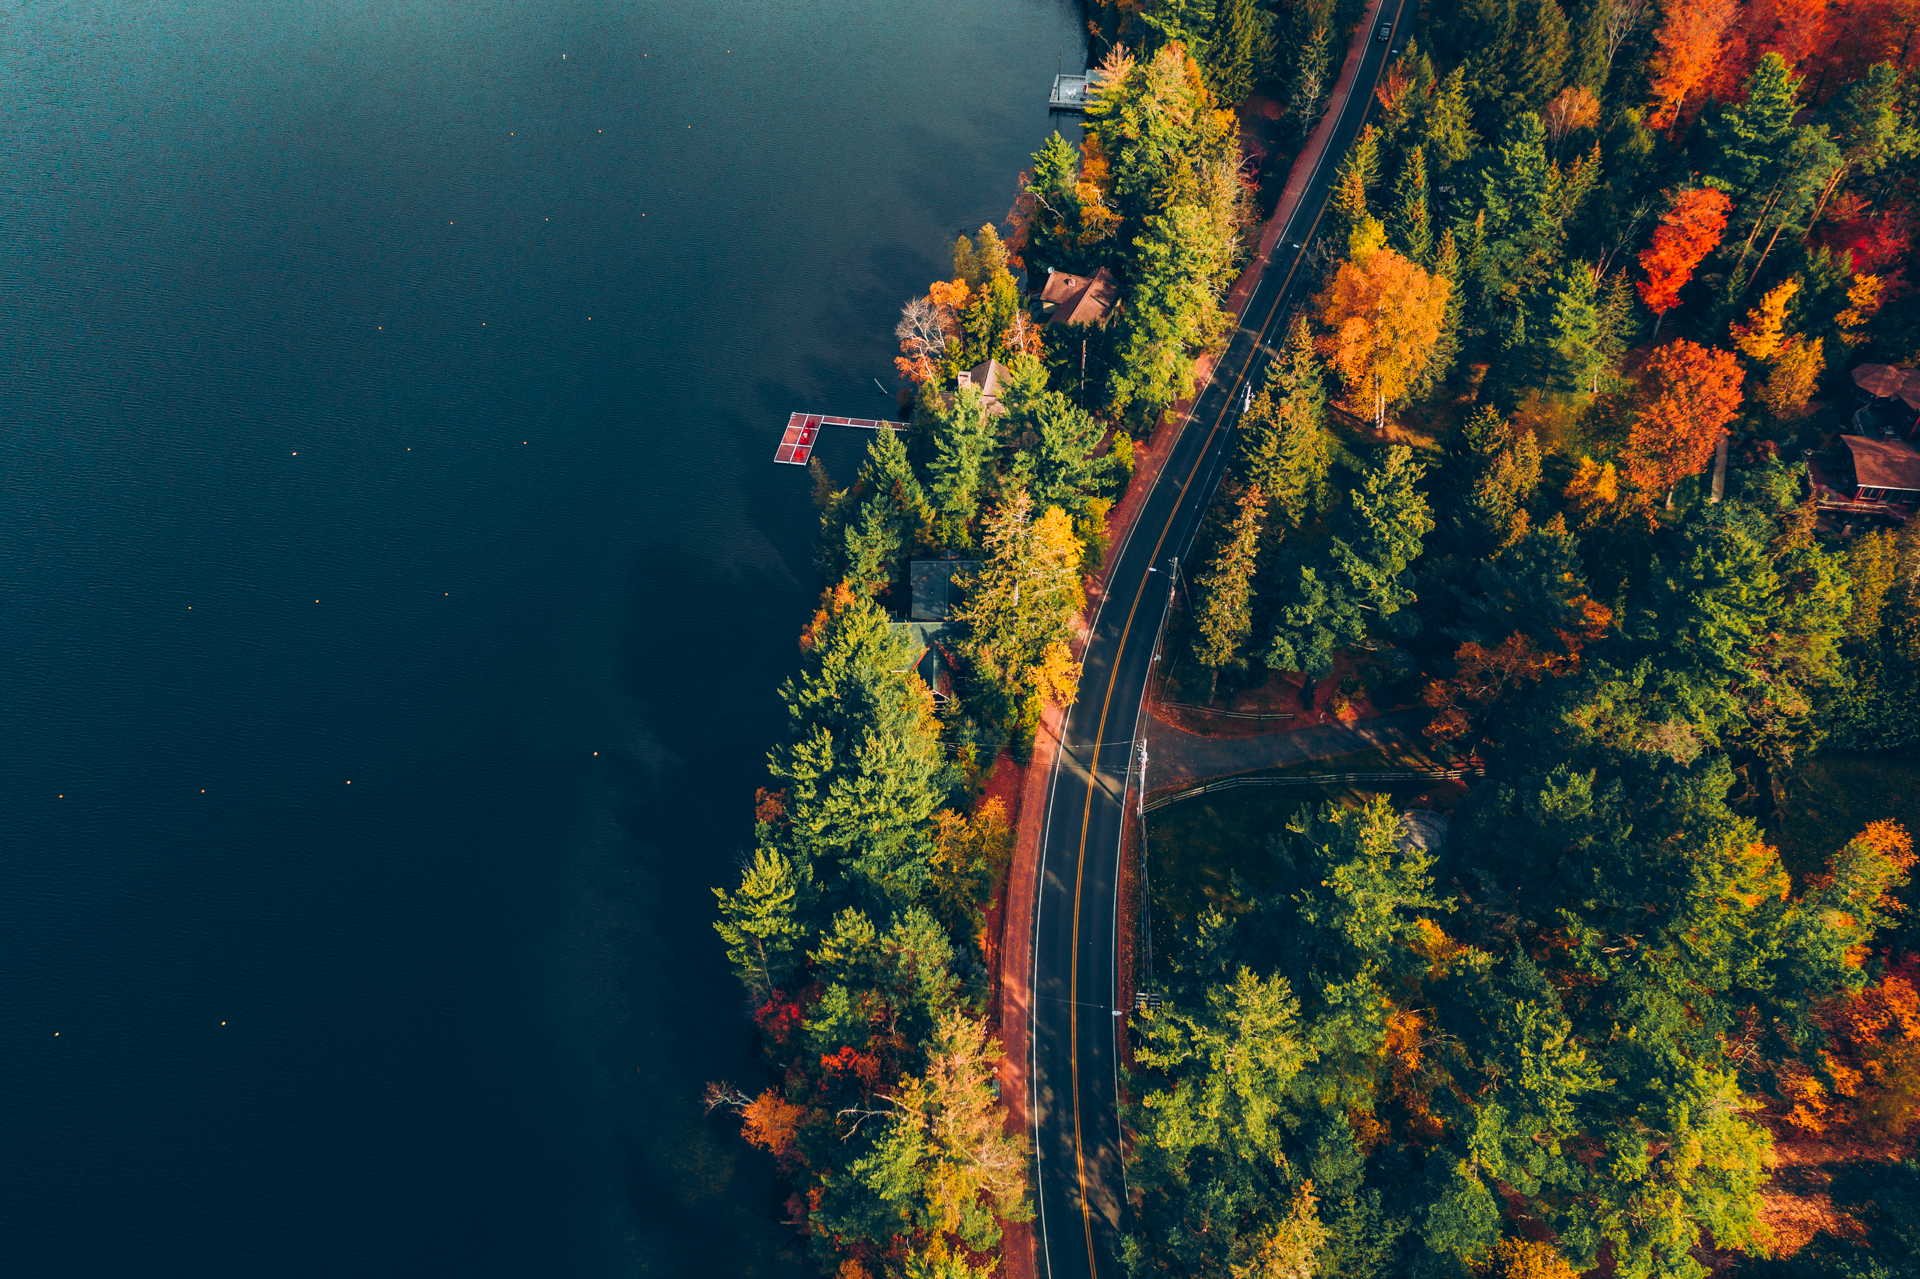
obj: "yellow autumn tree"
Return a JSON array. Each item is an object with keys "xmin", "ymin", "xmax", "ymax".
[
  {"xmin": 1564, "ymin": 456, "xmax": 1627, "ymax": 528},
  {"xmin": 1762, "ymin": 336, "xmax": 1824, "ymax": 419},
  {"xmin": 953, "ymin": 491, "xmax": 1084, "ymax": 709},
  {"xmin": 1837, "ymin": 273, "xmax": 1885, "ymax": 345},
  {"xmin": 1729, "ymin": 278, "xmax": 1798, "ymax": 361},
  {"xmin": 1490, "ymin": 1237, "xmax": 1580, "ymax": 1279},
  {"xmin": 1315, "ymin": 244, "xmax": 1450, "ymax": 429}
]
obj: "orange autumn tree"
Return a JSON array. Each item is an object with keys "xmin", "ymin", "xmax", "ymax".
[
  {"xmin": 1647, "ymin": 0, "xmax": 1741, "ymax": 133},
  {"xmin": 1315, "ymin": 242, "xmax": 1450, "ymax": 430},
  {"xmin": 1637, "ymin": 188, "xmax": 1734, "ymax": 332},
  {"xmin": 1623, "ymin": 339, "xmax": 1745, "ymax": 506}
]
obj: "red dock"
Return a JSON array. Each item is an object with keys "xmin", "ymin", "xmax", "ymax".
[{"xmin": 773, "ymin": 412, "xmax": 905, "ymax": 465}]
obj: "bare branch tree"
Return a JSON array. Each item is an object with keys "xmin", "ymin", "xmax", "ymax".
[
  {"xmin": 701, "ymin": 1080, "xmax": 753, "ymax": 1115},
  {"xmin": 1603, "ymin": 0, "xmax": 1651, "ymax": 85},
  {"xmin": 895, "ymin": 296, "xmax": 949, "ymax": 363}
]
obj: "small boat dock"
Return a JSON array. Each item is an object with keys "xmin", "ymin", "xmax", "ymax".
[
  {"xmin": 773, "ymin": 412, "xmax": 905, "ymax": 466},
  {"xmin": 1049, "ymin": 71, "xmax": 1104, "ymax": 112}
]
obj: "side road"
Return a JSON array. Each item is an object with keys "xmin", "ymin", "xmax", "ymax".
[{"xmin": 1143, "ymin": 708, "xmax": 1427, "ymax": 787}]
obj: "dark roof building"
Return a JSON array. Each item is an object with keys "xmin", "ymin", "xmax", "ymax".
[
  {"xmin": 1038, "ymin": 267, "xmax": 1119, "ymax": 327},
  {"xmin": 1840, "ymin": 435, "xmax": 1920, "ymax": 501},
  {"xmin": 956, "ymin": 358, "xmax": 1009, "ymax": 414},
  {"xmin": 909, "ymin": 558, "xmax": 980, "ymax": 622}
]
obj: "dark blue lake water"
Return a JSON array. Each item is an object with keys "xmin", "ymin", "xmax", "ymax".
[{"xmin": 1, "ymin": 2, "xmax": 1082, "ymax": 1273}]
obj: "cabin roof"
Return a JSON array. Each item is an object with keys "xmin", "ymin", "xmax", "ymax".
[
  {"xmin": 1841, "ymin": 435, "xmax": 1920, "ymax": 492},
  {"xmin": 909, "ymin": 559, "xmax": 981, "ymax": 622},
  {"xmin": 1039, "ymin": 267, "xmax": 1119, "ymax": 326}
]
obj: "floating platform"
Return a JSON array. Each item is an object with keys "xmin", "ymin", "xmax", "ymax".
[
  {"xmin": 773, "ymin": 412, "xmax": 905, "ymax": 465},
  {"xmin": 1049, "ymin": 70, "xmax": 1106, "ymax": 112}
]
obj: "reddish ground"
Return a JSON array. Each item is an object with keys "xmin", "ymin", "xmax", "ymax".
[{"xmin": 1150, "ymin": 650, "xmax": 1420, "ymax": 739}]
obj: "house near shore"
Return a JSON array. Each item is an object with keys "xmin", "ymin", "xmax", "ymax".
[
  {"xmin": 887, "ymin": 557, "xmax": 979, "ymax": 702},
  {"xmin": 1809, "ymin": 433, "xmax": 1920, "ymax": 522},
  {"xmin": 1038, "ymin": 267, "xmax": 1119, "ymax": 328},
  {"xmin": 956, "ymin": 358, "xmax": 1010, "ymax": 415}
]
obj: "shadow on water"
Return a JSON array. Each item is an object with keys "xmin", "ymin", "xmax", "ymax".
[{"xmin": 606, "ymin": 538, "xmax": 816, "ymax": 1277}]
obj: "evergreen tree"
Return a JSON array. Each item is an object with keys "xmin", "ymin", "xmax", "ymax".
[
  {"xmin": 1330, "ymin": 125, "xmax": 1381, "ymax": 245},
  {"xmin": 1423, "ymin": 66, "xmax": 1481, "ymax": 171},
  {"xmin": 1189, "ymin": 483, "xmax": 1266, "ymax": 675},
  {"xmin": 1390, "ymin": 144, "xmax": 1433, "ymax": 264},
  {"xmin": 1545, "ymin": 259, "xmax": 1609, "ymax": 393},
  {"xmin": 1704, "ymin": 53, "xmax": 1803, "ymax": 198},
  {"xmin": 769, "ymin": 589, "xmax": 951, "ymax": 907},
  {"xmin": 924, "ymin": 386, "xmax": 995, "ymax": 538},
  {"xmin": 1002, "ymin": 385, "xmax": 1106, "ymax": 518},
  {"xmin": 713, "ymin": 847, "xmax": 818, "ymax": 1003},
  {"xmin": 954, "ymin": 490, "xmax": 1084, "ymax": 712},
  {"xmin": 1207, "ymin": 0, "xmax": 1266, "ymax": 105},
  {"xmin": 1235, "ymin": 315, "xmax": 1330, "ymax": 530},
  {"xmin": 1266, "ymin": 446, "xmax": 1432, "ymax": 677},
  {"xmin": 1569, "ymin": 0, "xmax": 1610, "ymax": 95}
]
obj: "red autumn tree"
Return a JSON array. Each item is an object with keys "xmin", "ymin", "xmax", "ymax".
[
  {"xmin": 1623, "ymin": 339, "xmax": 1745, "ymax": 506},
  {"xmin": 1647, "ymin": 0, "xmax": 1742, "ymax": 132},
  {"xmin": 1636, "ymin": 188, "xmax": 1734, "ymax": 330}
]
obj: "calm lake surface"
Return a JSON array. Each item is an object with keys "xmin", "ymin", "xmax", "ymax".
[{"xmin": 1, "ymin": 2, "xmax": 1082, "ymax": 1273}]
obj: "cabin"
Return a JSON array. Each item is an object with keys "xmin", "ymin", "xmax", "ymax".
[
  {"xmin": 1810, "ymin": 433, "xmax": 1920, "ymax": 520},
  {"xmin": 888, "ymin": 558, "xmax": 980, "ymax": 702},
  {"xmin": 910, "ymin": 558, "xmax": 980, "ymax": 622},
  {"xmin": 956, "ymin": 358, "xmax": 1010, "ymax": 415},
  {"xmin": 1038, "ymin": 267, "xmax": 1119, "ymax": 328}
]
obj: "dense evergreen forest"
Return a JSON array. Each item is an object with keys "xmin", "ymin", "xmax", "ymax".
[{"xmin": 712, "ymin": 0, "xmax": 1920, "ymax": 1275}]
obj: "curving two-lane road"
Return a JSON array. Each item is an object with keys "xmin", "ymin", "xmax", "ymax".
[{"xmin": 1027, "ymin": 5, "xmax": 1416, "ymax": 1275}]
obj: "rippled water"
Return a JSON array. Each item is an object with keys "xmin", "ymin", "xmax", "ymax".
[{"xmin": 1, "ymin": 2, "xmax": 1082, "ymax": 1272}]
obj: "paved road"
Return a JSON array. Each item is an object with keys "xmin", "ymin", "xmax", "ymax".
[
  {"xmin": 1145, "ymin": 708, "xmax": 1427, "ymax": 786},
  {"xmin": 1027, "ymin": 5, "xmax": 1418, "ymax": 1277}
]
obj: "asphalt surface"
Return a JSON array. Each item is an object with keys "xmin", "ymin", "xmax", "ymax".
[{"xmin": 1027, "ymin": 5, "xmax": 1418, "ymax": 1276}]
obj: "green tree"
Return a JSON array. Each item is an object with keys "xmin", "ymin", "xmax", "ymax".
[
  {"xmin": 713, "ymin": 847, "xmax": 818, "ymax": 1003},
  {"xmin": 770, "ymin": 589, "xmax": 951, "ymax": 907},
  {"xmin": 954, "ymin": 490, "xmax": 1084, "ymax": 711},
  {"xmin": 1189, "ymin": 483, "xmax": 1266, "ymax": 677},
  {"xmin": 1265, "ymin": 446, "xmax": 1433, "ymax": 677},
  {"xmin": 1330, "ymin": 124, "xmax": 1381, "ymax": 245},
  {"xmin": 1390, "ymin": 144, "xmax": 1433, "ymax": 265},
  {"xmin": 1704, "ymin": 53, "xmax": 1803, "ymax": 199},
  {"xmin": 924, "ymin": 386, "xmax": 996, "ymax": 537},
  {"xmin": 1235, "ymin": 315, "xmax": 1330, "ymax": 531},
  {"xmin": 1423, "ymin": 66, "xmax": 1481, "ymax": 171},
  {"xmin": 1001, "ymin": 381, "xmax": 1107, "ymax": 517},
  {"xmin": 1208, "ymin": 0, "xmax": 1268, "ymax": 105}
]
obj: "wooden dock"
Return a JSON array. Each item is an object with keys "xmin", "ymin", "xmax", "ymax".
[
  {"xmin": 773, "ymin": 412, "xmax": 905, "ymax": 466},
  {"xmin": 1049, "ymin": 71, "xmax": 1103, "ymax": 112}
]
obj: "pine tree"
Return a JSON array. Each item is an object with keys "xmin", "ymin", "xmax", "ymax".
[
  {"xmin": 769, "ymin": 588, "xmax": 950, "ymax": 906},
  {"xmin": 954, "ymin": 491, "xmax": 1084, "ymax": 710},
  {"xmin": 925, "ymin": 386, "xmax": 995, "ymax": 536},
  {"xmin": 1545, "ymin": 260, "xmax": 1608, "ymax": 394},
  {"xmin": 1207, "ymin": 0, "xmax": 1265, "ymax": 105},
  {"xmin": 1390, "ymin": 144, "xmax": 1433, "ymax": 264},
  {"xmin": 1266, "ymin": 446, "xmax": 1433, "ymax": 676},
  {"xmin": 1424, "ymin": 66, "xmax": 1480, "ymax": 170},
  {"xmin": 1569, "ymin": 0, "xmax": 1610, "ymax": 95},
  {"xmin": 1002, "ymin": 384, "xmax": 1106, "ymax": 518},
  {"xmin": 1236, "ymin": 315, "xmax": 1330, "ymax": 530},
  {"xmin": 1330, "ymin": 124, "xmax": 1381, "ymax": 245},
  {"xmin": 1704, "ymin": 53, "xmax": 1802, "ymax": 198},
  {"xmin": 1190, "ymin": 484, "xmax": 1267, "ymax": 675},
  {"xmin": 713, "ymin": 847, "xmax": 818, "ymax": 1003}
]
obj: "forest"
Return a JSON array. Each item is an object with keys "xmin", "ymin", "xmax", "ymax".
[{"xmin": 713, "ymin": 0, "xmax": 1920, "ymax": 1275}]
